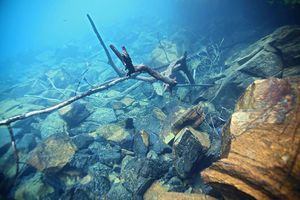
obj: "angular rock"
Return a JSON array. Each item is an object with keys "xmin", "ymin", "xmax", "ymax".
[
  {"xmin": 86, "ymin": 107, "xmax": 117, "ymax": 126},
  {"xmin": 144, "ymin": 181, "xmax": 216, "ymax": 200},
  {"xmin": 171, "ymin": 104, "xmax": 204, "ymax": 134},
  {"xmin": 133, "ymin": 130, "xmax": 150, "ymax": 157},
  {"xmin": 62, "ymin": 174, "xmax": 110, "ymax": 199},
  {"xmin": 90, "ymin": 124, "xmax": 133, "ymax": 149},
  {"xmin": 68, "ymin": 151, "xmax": 98, "ymax": 171},
  {"xmin": 106, "ymin": 183, "xmax": 133, "ymax": 200},
  {"xmin": 88, "ymin": 142, "xmax": 122, "ymax": 167},
  {"xmin": 210, "ymin": 26, "xmax": 300, "ymax": 111},
  {"xmin": 39, "ymin": 112, "xmax": 66, "ymax": 139},
  {"xmin": 17, "ymin": 133, "xmax": 37, "ymax": 153},
  {"xmin": 14, "ymin": 173, "xmax": 54, "ymax": 200},
  {"xmin": 202, "ymin": 77, "xmax": 300, "ymax": 200},
  {"xmin": 121, "ymin": 157, "xmax": 169, "ymax": 196},
  {"xmin": 27, "ymin": 133, "xmax": 77, "ymax": 172},
  {"xmin": 59, "ymin": 102, "xmax": 90, "ymax": 128},
  {"xmin": 173, "ymin": 127, "xmax": 210, "ymax": 178},
  {"xmin": 71, "ymin": 134, "xmax": 94, "ymax": 150}
]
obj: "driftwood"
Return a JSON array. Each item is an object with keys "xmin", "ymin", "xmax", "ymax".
[
  {"xmin": 109, "ymin": 45, "xmax": 196, "ymax": 90},
  {"xmin": 0, "ymin": 14, "xmax": 200, "ymax": 181},
  {"xmin": 87, "ymin": 14, "xmax": 124, "ymax": 77},
  {"xmin": 0, "ymin": 76, "xmax": 133, "ymax": 126}
]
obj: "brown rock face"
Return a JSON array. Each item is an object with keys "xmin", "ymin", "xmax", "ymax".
[
  {"xmin": 202, "ymin": 77, "xmax": 300, "ymax": 200},
  {"xmin": 144, "ymin": 181, "xmax": 215, "ymax": 200}
]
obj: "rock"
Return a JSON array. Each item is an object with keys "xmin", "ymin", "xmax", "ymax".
[
  {"xmin": 106, "ymin": 183, "xmax": 133, "ymax": 200},
  {"xmin": 151, "ymin": 40, "xmax": 178, "ymax": 66},
  {"xmin": 0, "ymin": 127, "xmax": 11, "ymax": 150},
  {"xmin": 45, "ymin": 68, "xmax": 73, "ymax": 88},
  {"xmin": 165, "ymin": 176, "xmax": 186, "ymax": 192},
  {"xmin": 148, "ymin": 132, "xmax": 172, "ymax": 155},
  {"xmin": 62, "ymin": 174, "xmax": 111, "ymax": 199},
  {"xmin": 88, "ymin": 142, "xmax": 122, "ymax": 167},
  {"xmin": 85, "ymin": 107, "xmax": 117, "ymax": 126},
  {"xmin": 59, "ymin": 102, "xmax": 90, "ymax": 128},
  {"xmin": 68, "ymin": 151, "xmax": 98, "ymax": 171},
  {"xmin": 90, "ymin": 124, "xmax": 133, "ymax": 149},
  {"xmin": 144, "ymin": 181, "xmax": 216, "ymax": 200},
  {"xmin": 133, "ymin": 130, "xmax": 150, "ymax": 157},
  {"xmin": 153, "ymin": 107, "xmax": 167, "ymax": 122},
  {"xmin": 210, "ymin": 26, "xmax": 300, "ymax": 110},
  {"xmin": 39, "ymin": 112, "xmax": 66, "ymax": 139},
  {"xmin": 88, "ymin": 163, "xmax": 112, "ymax": 178},
  {"xmin": 202, "ymin": 77, "xmax": 300, "ymax": 200},
  {"xmin": 121, "ymin": 157, "xmax": 169, "ymax": 196},
  {"xmin": 120, "ymin": 96, "xmax": 136, "ymax": 107},
  {"xmin": 171, "ymin": 104, "xmax": 204, "ymax": 134},
  {"xmin": 14, "ymin": 173, "xmax": 54, "ymax": 200},
  {"xmin": 71, "ymin": 134, "xmax": 94, "ymax": 150},
  {"xmin": 27, "ymin": 133, "xmax": 77, "ymax": 172},
  {"xmin": 173, "ymin": 127, "xmax": 210, "ymax": 178},
  {"xmin": 17, "ymin": 133, "xmax": 37, "ymax": 153}
]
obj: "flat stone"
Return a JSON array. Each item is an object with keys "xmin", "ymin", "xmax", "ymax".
[{"xmin": 27, "ymin": 133, "xmax": 77, "ymax": 172}]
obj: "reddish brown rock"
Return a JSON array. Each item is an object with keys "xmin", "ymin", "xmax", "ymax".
[
  {"xmin": 202, "ymin": 77, "xmax": 300, "ymax": 200},
  {"xmin": 144, "ymin": 181, "xmax": 215, "ymax": 200}
]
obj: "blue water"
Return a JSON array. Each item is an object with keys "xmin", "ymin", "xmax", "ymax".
[{"xmin": 0, "ymin": 0, "xmax": 299, "ymax": 199}]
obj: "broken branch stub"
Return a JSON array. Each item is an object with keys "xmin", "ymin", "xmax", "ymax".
[{"xmin": 109, "ymin": 44, "xmax": 177, "ymax": 89}]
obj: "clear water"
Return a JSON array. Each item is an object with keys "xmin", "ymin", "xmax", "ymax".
[{"xmin": 0, "ymin": 0, "xmax": 299, "ymax": 199}]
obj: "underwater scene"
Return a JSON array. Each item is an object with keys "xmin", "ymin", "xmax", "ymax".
[{"xmin": 0, "ymin": 0, "xmax": 300, "ymax": 199}]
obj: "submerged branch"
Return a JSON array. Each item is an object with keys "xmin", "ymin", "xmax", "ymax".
[
  {"xmin": 87, "ymin": 14, "xmax": 124, "ymax": 77},
  {"xmin": 0, "ymin": 75, "xmax": 133, "ymax": 126},
  {"xmin": 7, "ymin": 124, "xmax": 19, "ymax": 183}
]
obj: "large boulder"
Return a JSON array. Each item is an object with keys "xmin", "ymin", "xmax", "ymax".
[
  {"xmin": 27, "ymin": 133, "xmax": 77, "ymax": 172},
  {"xmin": 206, "ymin": 26, "xmax": 300, "ymax": 112},
  {"xmin": 202, "ymin": 77, "xmax": 300, "ymax": 200},
  {"xmin": 173, "ymin": 127, "xmax": 210, "ymax": 178}
]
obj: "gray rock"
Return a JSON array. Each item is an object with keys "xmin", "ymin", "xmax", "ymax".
[
  {"xmin": 89, "ymin": 142, "xmax": 122, "ymax": 167},
  {"xmin": 86, "ymin": 107, "xmax": 117, "ymax": 126},
  {"xmin": 149, "ymin": 132, "xmax": 172, "ymax": 155},
  {"xmin": 121, "ymin": 157, "xmax": 169, "ymax": 196},
  {"xmin": 88, "ymin": 163, "xmax": 112, "ymax": 177},
  {"xmin": 39, "ymin": 112, "xmax": 66, "ymax": 139},
  {"xmin": 68, "ymin": 151, "xmax": 98, "ymax": 171},
  {"xmin": 17, "ymin": 133, "xmax": 37, "ymax": 153},
  {"xmin": 209, "ymin": 26, "xmax": 300, "ymax": 110},
  {"xmin": 71, "ymin": 134, "xmax": 94, "ymax": 150},
  {"xmin": 59, "ymin": 102, "xmax": 90, "ymax": 128},
  {"xmin": 62, "ymin": 175, "xmax": 110, "ymax": 199},
  {"xmin": 133, "ymin": 130, "xmax": 149, "ymax": 157},
  {"xmin": 173, "ymin": 127, "xmax": 210, "ymax": 178},
  {"xmin": 166, "ymin": 176, "xmax": 186, "ymax": 192},
  {"xmin": 106, "ymin": 183, "xmax": 132, "ymax": 200}
]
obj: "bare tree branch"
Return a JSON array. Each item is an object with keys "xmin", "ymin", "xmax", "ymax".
[
  {"xmin": 0, "ymin": 75, "xmax": 133, "ymax": 126},
  {"xmin": 87, "ymin": 14, "xmax": 124, "ymax": 77}
]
